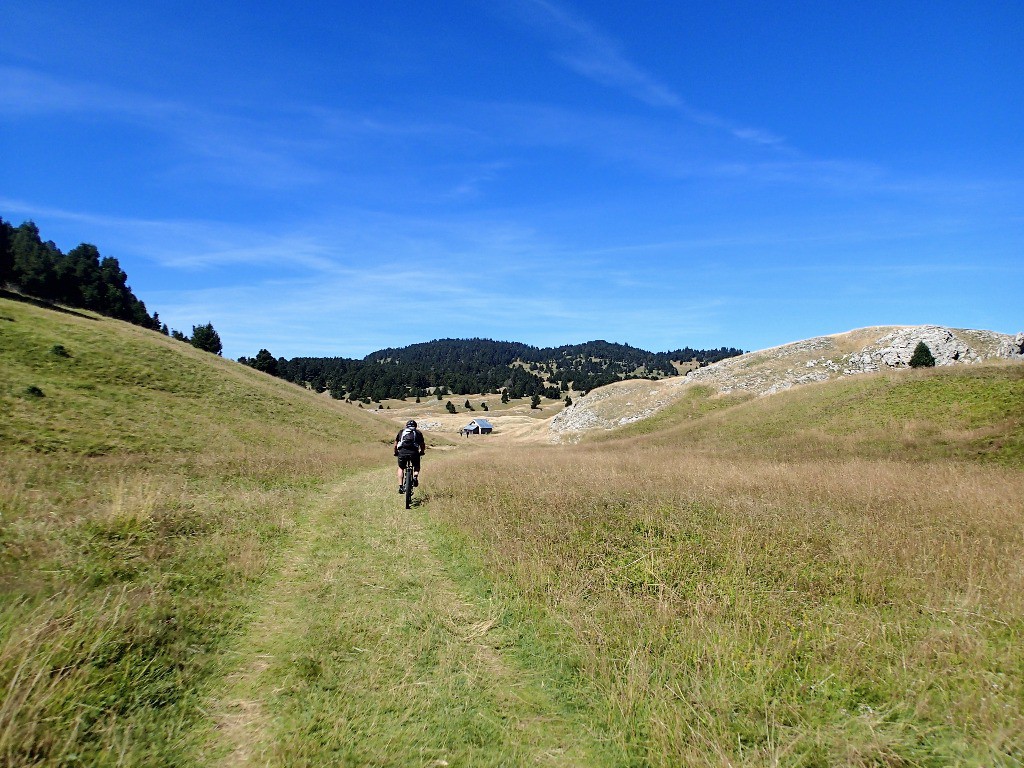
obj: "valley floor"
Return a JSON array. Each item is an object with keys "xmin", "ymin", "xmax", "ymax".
[{"xmin": 199, "ymin": 467, "xmax": 603, "ymax": 767}]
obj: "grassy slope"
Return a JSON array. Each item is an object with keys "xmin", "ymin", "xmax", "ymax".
[
  {"xmin": 610, "ymin": 364, "xmax": 1024, "ymax": 464},
  {"xmin": 0, "ymin": 296, "xmax": 392, "ymax": 766},
  {"xmin": 427, "ymin": 363, "xmax": 1024, "ymax": 766},
  {"xmin": 0, "ymin": 296, "xmax": 612, "ymax": 767},
  {"xmin": 6, "ymin": 294, "xmax": 1024, "ymax": 766}
]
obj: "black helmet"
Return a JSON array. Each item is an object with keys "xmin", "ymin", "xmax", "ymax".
[{"xmin": 406, "ymin": 420, "xmax": 417, "ymax": 428}]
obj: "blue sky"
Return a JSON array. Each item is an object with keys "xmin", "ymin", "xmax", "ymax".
[{"xmin": 2, "ymin": 1, "xmax": 1021, "ymax": 359}]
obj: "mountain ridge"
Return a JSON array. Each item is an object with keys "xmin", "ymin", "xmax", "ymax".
[{"xmin": 247, "ymin": 337, "xmax": 744, "ymax": 403}]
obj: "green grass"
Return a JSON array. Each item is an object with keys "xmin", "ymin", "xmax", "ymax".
[
  {"xmin": 628, "ymin": 365, "xmax": 1024, "ymax": 464},
  {"xmin": 203, "ymin": 469, "xmax": 610, "ymax": 766},
  {"xmin": 0, "ymin": 296, "xmax": 391, "ymax": 766},
  {"xmin": 595, "ymin": 384, "xmax": 753, "ymax": 440},
  {"xmin": 5, "ymin": 293, "xmax": 1023, "ymax": 766}
]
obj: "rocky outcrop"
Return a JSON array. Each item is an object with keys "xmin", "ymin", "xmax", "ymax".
[
  {"xmin": 844, "ymin": 326, "xmax": 983, "ymax": 371},
  {"xmin": 689, "ymin": 325, "xmax": 1023, "ymax": 396},
  {"xmin": 550, "ymin": 325, "xmax": 1024, "ymax": 440}
]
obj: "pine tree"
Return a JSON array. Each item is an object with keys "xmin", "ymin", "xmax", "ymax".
[
  {"xmin": 909, "ymin": 341, "xmax": 936, "ymax": 368},
  {"xmin": 0, "ymin": 218, "xmax": 13, "ymax": 286},
  {"xmin": 190, "ymin": 323, "xmax": 223, "ymax": 355},
  {"xmin": 252, "ymin": 349, "xmax": 278, "ymax": 375},
  {"xmin": 564, "ymin": 395, "xmax": 572, "ymax": 407},
  {"xmin": 530, "ymin": 394, "xmax": 541, "ymax": 409},
  {"xmin": 501, "ymin": 389, "xmax": 509, "ymax": 404},
  {"xmin": 446, "ymin": 400, "xmax": 457, "ymax": 414}
]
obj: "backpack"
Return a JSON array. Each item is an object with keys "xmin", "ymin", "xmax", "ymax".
[{"xmin": 398, "ymin": 427, "xmax": 418, "ymax": 450}]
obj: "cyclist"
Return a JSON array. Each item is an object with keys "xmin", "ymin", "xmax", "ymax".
[{"xmin": 395, "ymin": 419, "xmax": 426, "ymax": 493}]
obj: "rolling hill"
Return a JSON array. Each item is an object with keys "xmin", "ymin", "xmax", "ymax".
[
  {"xmin": 0, "ymin": 294, "xmax": 393, "ymax": 765},
  {"xmin": 3, "ymin": 296, "xmax": 1023, "ymax": 766},
  {"xmin": 552, "ymin": 324, "xmax": 1024, "ymax": 443}
]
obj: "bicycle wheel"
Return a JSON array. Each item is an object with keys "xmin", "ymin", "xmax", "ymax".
[{"xmin": 404, "ymin": 464, "xmax": 414, "ymax": 509}]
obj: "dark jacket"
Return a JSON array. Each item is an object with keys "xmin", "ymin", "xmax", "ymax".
[{"xmin": 394, "ymin": 428, "xmax": 426, "ymax": 456}]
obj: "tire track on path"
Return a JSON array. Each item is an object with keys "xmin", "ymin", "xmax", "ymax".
[{"xmin": 203, "ymin": 466, "xmax": 598, "ymax": 767}]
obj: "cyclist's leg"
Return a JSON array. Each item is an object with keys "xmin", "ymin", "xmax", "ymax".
[{"xmin": 412, "ymin": 454, "xmax": 421, "ymax": 486}]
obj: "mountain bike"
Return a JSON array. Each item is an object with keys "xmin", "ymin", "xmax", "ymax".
[{"xmin": 401, "ymin": 460, "xmax": 415, "ymax": 509}]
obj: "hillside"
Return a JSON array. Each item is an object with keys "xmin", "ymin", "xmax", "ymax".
[
  {"xmin": 0, "ymin": 294, "xmax": 393, "ymax": 764},
  {"xmin": 425, "ymin": 347, "xmax": 1024, "ymax": 765},
  {"xmin": 251, "ymin": 337, "xmax": 743, "ymax": 403},
  {"xmin": 552, "ymin": 324, "xmax": 1024, "ymax": 441},
  {"xmin": 4, "ymin": 300, "xmax": 1023, "ymax": 766}
]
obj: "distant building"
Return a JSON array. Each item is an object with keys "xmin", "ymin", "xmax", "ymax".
[{"xmin": 461, "ymin": 418, "xmax": 494, "ymax": 436}]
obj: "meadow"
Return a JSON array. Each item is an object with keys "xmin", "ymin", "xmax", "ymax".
[
  {"xmin": 0, "ymin": 296, "xmax": 390, "ymax": 765},
  {"xmin": 424, "ymin": 367, "xmax": 1024, "ymax": 766},
  {"xmin": 2, "ymin": 294, "xmax": 1022, "ymax": 766}
]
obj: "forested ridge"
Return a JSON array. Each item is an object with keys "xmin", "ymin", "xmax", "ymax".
[
  {"xmin": 0, "ymin": 218, "xmax": 162, "ymax": 331},
  {"xmin": 1, "ymin": 216, "xmax": 742, "ymax": 400},
  {"xmin": 0, "ymin": 217, "xmax": 228, "ymax": 354},
  {"xmin": 241, "ymin": 338, "xmax": 744, "ymax": 402}
]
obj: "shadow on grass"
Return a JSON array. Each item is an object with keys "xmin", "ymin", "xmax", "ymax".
[{"xmin": 0, "ymin": 289, "xmax": 98, "ymax": 320}]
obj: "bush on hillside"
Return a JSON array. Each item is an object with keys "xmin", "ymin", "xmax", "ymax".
[
  {"xmin": 190, "ymin": 323, "xmax": 223, "ymax": 356},
  {"xmin": 250, "ymin": 348, "xmax": 278, "ymax": 375},
  {"xmin": 909, "ymin": 342, "xmax": 936, "ymax": 368}
]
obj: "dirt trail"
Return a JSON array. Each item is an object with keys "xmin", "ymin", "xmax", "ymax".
[{"xmin": 202, "ymin": 466, "xmax": 598, "ymax": 766}]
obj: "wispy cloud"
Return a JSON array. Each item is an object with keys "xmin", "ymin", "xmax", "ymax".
[
  {"xmin": 508, "ymin": 0, "xmax": 785, "ymax": 147},
  {"xmin": 0, "ymin": 66, "xmax": 329, "ymax": 190},
  {"xmin": 0, "ymin": 65, "xmax": 177, "ymax": 119}
]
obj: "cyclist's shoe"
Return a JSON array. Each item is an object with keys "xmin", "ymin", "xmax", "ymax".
[
  {"xmin": 413, "ymin": 476, "xmax": 419, "ymax": 487},
  {"xmin": 398, "ymin": 485, "xmax": 405, "ymax": 494}
]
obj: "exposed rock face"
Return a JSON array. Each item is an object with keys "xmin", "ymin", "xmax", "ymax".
[
  {"xmin": 549, "ymin": 376, "xmax": 690, "ymax": 441},
  {"xmin": 550, "ymin": 325, "xmax": 1024, "ymax": 440},
  {"xmin": 844, "ymin": 326, "xmax": 980, "ymax": 371},
  {"xmin": 689, "ymin": 325, "xmax": 1023, "ymax": 397}
]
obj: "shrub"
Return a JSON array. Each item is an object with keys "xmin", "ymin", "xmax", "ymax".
[
  {"xmin": 909, "ymin": 342, "xmax": 936, "ymax": 368},
  {"xmin": 23, "ymin": 385, "xmax": 44, "ymax": 397},
  {"xmin": 50, "ymin": 344, "xmax": 70, "ymax": 358},
  {"xmin": 190, "ymin": 323, "xmax": 222, "ymax": 356}
]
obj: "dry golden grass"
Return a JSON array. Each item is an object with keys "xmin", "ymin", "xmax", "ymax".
[{"xmin": 425, "ymin": 442, "xmax": 1024, "ymax": 765}]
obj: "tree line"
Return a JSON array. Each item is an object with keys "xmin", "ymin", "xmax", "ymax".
[
  {"xmin": 2, "ymin": 217, "xmax": 742, "ymax": 388},
  {"xmin": 239, "ymin": 338, "xmax": 744, "ymax": 403},
  {"xmin": 0, "ymin": 217, "xmax": 223, "ymax": 355}
]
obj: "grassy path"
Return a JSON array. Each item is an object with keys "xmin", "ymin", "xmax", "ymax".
[{"xmin": 199, "ymin": 466, "xmax": 599, "ymax": 767}]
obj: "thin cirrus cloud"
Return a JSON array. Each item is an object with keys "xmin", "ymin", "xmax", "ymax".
[
  {"xmin": 509, "ymin": 0, "xmax": 785, "ymax": 147},
  {"xmin": 1, "ymin": 65, "xmax": 327, "ymax": 190}
]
